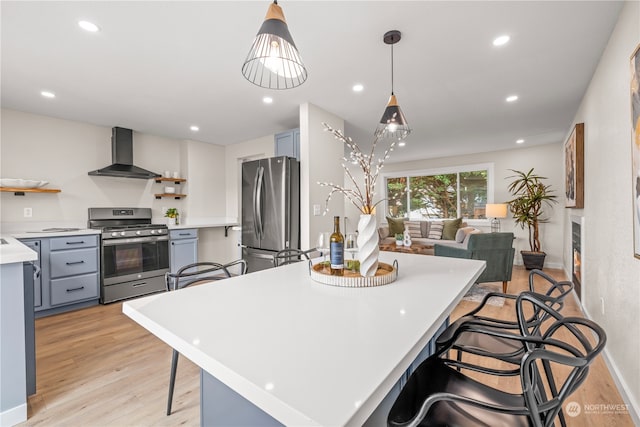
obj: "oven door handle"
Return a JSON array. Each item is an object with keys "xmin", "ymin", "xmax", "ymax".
[{"xmin": 102, "ymin": 236, "xmax": 169, "ymax": 246}]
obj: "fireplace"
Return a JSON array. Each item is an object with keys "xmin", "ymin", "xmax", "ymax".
[{"xmin": 571, "ymin": 217, "xmax": 583, "ymax": 300}]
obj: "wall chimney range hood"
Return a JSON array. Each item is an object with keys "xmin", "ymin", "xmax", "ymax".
[{"xmin": 88, "ymin": 127, "xmax": 161, "ymax": 179}]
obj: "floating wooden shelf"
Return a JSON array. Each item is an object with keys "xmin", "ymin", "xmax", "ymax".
[
  {"xmin": 154, "ymin": 177, "xmax": 186, "ymax": 184},
  {"xmin": 155, "ymin": 193, "xmax": 186, "ymax": 200},
  {"xmin": 0, "ymin": 187, "xmax": 61, "ymax": 195}
]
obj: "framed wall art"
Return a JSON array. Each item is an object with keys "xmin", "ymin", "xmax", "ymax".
[
  {"xmin": 631, "ymin": 43, "xmax": 640, "ymax": 259},
  {"xmin": 564, "ymin": 122, "xmax": 584, "ymax": 209}
]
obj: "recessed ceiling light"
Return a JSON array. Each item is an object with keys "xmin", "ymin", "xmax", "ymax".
[
  {"xmin": 78, "ymin": 20, "xmax": 100, "ymax": 32},
  {"xmin": 263, "ymin": 96, "xmax": 273, "ymax": 104},
  {"xmin": 516, "ymin": 139, "xmax": 525, "ymax": 144},
  {"xmin": 506, "ymin": 95, "xmax": 518, "ymax": 102},
  {"xmin": 190, "ymin": 125, "xmax": 199, "ymax": 132},
  {"xmin": 352, "ymin": 84, "xmax": 364, "ymax": 92},
  {"xmin": 398, "ymin": 141, "xmax": 406, "ymax": 147},
  {"xmin": 493, "ymin": 35, "xmax": 510, "ymax": 46},
  {"xmin": 40, "ymin": 91, "xmax": 55, "ymax": 98}
]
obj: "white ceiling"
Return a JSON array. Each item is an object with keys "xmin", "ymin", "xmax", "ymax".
[{"xmin": 1, "ymin": 1, "xmax": 623, "ymax": 164}]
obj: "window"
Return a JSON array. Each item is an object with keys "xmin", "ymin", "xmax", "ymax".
[{"xmin": 385, "ymin": 164, "xmax": 492, "ymax": 220}]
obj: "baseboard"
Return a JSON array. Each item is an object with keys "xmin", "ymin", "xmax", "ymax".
[
  {"xmin": 0, "ymin": 403, "xmax": 27, "ymax": 426},
  {"xmin": 579, "ymin": 302, "xmax": 640, "ymax": 425}
]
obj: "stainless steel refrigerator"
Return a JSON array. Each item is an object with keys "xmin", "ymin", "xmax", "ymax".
[{"xmin": 241, "ymin": 156, "xmax": 300, "ymax": 272}]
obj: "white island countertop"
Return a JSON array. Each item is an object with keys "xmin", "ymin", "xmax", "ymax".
[{"xmin": 123, "ymin": 252, "xmax": 485, "ymax": 426}]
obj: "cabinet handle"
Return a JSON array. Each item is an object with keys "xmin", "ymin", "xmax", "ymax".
[
  {"xmin": 66, "ymin": 241, "xmax": 85, "ymax": 245},
  {"xmin": 66, "ymin": 286, "xmax": 85, "ymax": 292},
  {"xmin": 66, "ymin": 260, "xmax": 85, "ymax": 265},
  {"xmin": 132, "ymin": 282, "xmax": 147, "ymax": 288},
  {"xmin": 179, "ymin": 233, "xmax": 190, "ymax": 236}
]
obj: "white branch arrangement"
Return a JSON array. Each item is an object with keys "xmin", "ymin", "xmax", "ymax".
[{"xmin": 318, "ymin": 122, "xmax": 396, "ymax": 215}]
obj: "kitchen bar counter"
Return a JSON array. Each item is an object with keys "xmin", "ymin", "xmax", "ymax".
[
  {"xmin": 0, "ymin": 236, "xmax": 36, "ymax": 425},
  {"xmin": 123, "ymin": 252, "xmax": 485, "ymax": 426},
  {"xmin": 0, "ymin": 235, "xmax": 38, "ymax": 264}
]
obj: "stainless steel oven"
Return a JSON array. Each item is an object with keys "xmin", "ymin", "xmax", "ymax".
[{"xmin": 89, "ymin": 208, "xmax": 169, "ymax": 303}]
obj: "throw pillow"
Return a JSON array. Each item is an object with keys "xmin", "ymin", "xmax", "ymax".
[
  {"xmin": 420, "ymin": 221, "xmax": 430, "ymax": 237},
  {"xmin": 386, "ymin": 216, "xmax": 405, "ymax": 236},
  {"xmin": 378, "ymin": 225, "xmax": 390, "ymax": 239},
  {"xmin": 404, "ymin": 221, "xmax": 422, "ymax": 239},
  {"xmin": 455, "ymin": 226, "xmax": 476, "ymax": 243},
  {"xmin": 442, "ymin": 218, "xmax": 463, "ymax": 240},
  {"xmin": 427, "ymin": 221, "xmax": 444, "ymax": 239}
]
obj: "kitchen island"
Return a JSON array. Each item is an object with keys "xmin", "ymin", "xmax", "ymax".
[{"xmin": 123, "ymin": 251, "xmax": 485, "ymax": 426}]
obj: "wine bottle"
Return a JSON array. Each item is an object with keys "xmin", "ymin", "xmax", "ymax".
[{"xmin": 330, "ymin": 216, "xmax": 344, "ymax": 276}]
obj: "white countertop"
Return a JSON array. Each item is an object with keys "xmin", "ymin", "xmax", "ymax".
[
  {"xmin": 123, "ymin": 252, "xmax": 485, "ymax": 426},
  {"xmin": 8, "ymin": 228, "xmax": 100, "ymax": 239},
  {"xmin": 166, "ymin": 217, "xmax": 238, "ymax": 230},
  {"xmin": 0, "ymin": 235, "xmax": 38, "ymax": 264}
]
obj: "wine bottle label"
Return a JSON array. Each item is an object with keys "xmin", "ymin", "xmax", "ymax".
[{"xmin": 330, "ymin": 242, "xmax": 344, "ymax": 269}]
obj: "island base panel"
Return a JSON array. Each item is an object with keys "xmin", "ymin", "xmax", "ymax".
[
  {"xmin": 200, "ymin": 320, "xmax": 447, "ymax": 426},
  {"xmin": 200, "ymin": 372, "xmax": 283, "ymax": 426}
]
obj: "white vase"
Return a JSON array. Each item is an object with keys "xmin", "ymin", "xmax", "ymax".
[
  {"xmin": 357, "ymin": 214, "xmax": 379, "ymax": 277},
  {"xmin": 167, "ymin": 217, "xmax": 176, "ymax": 226}
]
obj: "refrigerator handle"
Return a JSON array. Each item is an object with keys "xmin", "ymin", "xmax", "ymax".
[
  {"xmin": 252, "ymin": 166, "xmax": 260, "ymax": 239},
  {"xmin": 256, "ymin": 166, "xmax": 265, "ymax": 239}
]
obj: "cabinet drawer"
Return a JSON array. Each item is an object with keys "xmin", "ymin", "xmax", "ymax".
[
  {"xmin": 50, "ymin": 248, "xmax": 98, "ymax": 278},
  {"xmin": 50, "ymin": 235, "xmax": 98, "ymax": 251},
  {"xmin": 51, "ymin": 273, "xmax": 99, "ymax": 306},
  {"xmin": 170, "ymin": 229, "xmax": 198, "ymax": 240}
]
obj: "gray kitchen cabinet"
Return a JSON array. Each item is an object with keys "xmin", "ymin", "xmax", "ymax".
[
  {"xmin": 20, "ymin": 234, "xmax": 100, "ymax": 317},
  {"xmin": 169, "ymin": 229, "xmax": 198, "ymax": 288},
  {"xmin": 275, "ymin": 128, "xmax": 300, "ymax": 161}
]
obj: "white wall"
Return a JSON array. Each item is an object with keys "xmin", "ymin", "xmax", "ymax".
[
  {"xmin": 0, "ymin": 109, "xmax": 231, "ymax": 259},
  {"xmin": 566, "ymin": 1, "xmax": 640, "ymax": 419},
  {"xmin": 380, "ymin": 142, "xmax": 564, "ymax": 268},
  {"xmin": 299, "ymin": 103, "xmax": 345, "ymax": 250}
]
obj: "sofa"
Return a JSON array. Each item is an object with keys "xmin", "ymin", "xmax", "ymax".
[{"xmin": 378, "ymin": 218, "xmax": 482, "ymax": 251}]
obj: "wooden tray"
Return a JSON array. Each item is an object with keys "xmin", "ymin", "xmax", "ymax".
[{"xmin": 309, "ymin": 261, "xmax": 398, "ymax": 288}]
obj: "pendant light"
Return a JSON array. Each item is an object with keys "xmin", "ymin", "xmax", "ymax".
[
  {"xmin": 242, "ymin": 1, "xmax": 307, "ymax": 90},
  {"xmin": 375, "ymin": 30, "xmax": 411, "ymax": 141}
]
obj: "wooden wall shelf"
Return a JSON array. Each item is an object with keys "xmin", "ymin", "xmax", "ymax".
[
  {"xmin": 155, "ymin": 193, "xmax": 186, "ymax": 200},
  {"xmin": 1, "ymin": 187, "xmax": 61, "ymax": 196},
  {"xmin": 154, "ymin": 178, "xmax": 186, "ymax": 184}
]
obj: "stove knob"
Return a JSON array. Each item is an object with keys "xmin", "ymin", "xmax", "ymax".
[
  {"xmin": 150, "ymin": 229, "xmax": 157, "ymax": 234},
  {"xmin": 136, "ymin": 230, "xmax": 142, "ymax": 235},
  {"xmin": 120, "ymin": 231, "xmax": 126, "ymax": 236},
  {"xmin": 111, "ymin": 232, "xmax": 118, "ymax": 237}
]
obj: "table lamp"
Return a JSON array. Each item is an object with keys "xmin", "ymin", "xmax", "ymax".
[{"xmin": 486, "ymin": 203, "xmax": 508, "ymax": 233}]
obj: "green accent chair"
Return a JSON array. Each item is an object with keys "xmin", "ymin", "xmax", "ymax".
[{"xmin": 434, "ymin": 232, "xmax": 515, "ymax": 293}]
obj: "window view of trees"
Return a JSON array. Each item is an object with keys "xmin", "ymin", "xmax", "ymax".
[{"xmin": 385, "ymin": 169, "xmax": 488, "ymax": 219}]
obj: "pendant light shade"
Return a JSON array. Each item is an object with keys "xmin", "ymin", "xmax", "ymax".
[
  {"xmin": 242, "ymin": 1, "xmax": 307, "ymax": 90},
  {"xmin": 375, "ymin": 30, "xmax": 411, "ymax": 141}
]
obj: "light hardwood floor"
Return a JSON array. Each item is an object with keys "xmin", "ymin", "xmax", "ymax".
[{"xmin": 19, "ymin": 266, "xmax": 634, "ymax": 426}]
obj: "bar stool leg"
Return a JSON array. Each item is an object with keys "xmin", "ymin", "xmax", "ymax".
[{"xmin": 167, "ymin": 349, "xmax": 179, "ymax": 415}]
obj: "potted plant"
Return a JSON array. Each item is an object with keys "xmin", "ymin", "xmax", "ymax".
[
  {"xmin": 395, "ymin": 233, "xmax": 404, "ymax": 246},
  {"xmin": 506, "ymin": 168, "xmax": 557, "ymax": 269},
  {"xmin": 164, "ymin": 208, "xmax": 179, "ymax": 226}
]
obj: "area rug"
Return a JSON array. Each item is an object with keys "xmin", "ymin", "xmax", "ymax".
[{"xmin": 462, "ymin": 282, "xmax": 505, "ymax": 307}]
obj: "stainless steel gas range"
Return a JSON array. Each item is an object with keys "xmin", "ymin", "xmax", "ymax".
[{"xmin": 88, "ymin": 207, "xmax": 168, "ymax": 303}]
